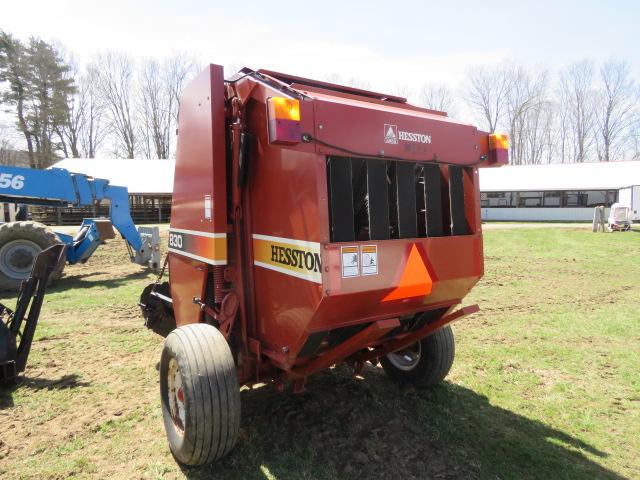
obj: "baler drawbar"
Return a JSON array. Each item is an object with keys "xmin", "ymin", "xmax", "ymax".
[{"xmin": 139, "ymin": 64, "xmax": 508, "ymax": 465}]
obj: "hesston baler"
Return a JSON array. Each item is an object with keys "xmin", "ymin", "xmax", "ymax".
[{"xmin": 140, "ymin": 64, "xmax": 508, "ymax": 465}]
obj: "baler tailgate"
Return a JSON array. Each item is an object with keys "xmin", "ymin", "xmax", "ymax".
[{"xmin": 327, "ymin": 156, "xmax": 475, "ymax": 243}]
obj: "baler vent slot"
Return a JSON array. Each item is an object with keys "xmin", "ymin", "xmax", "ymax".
[
  {"xmin": 327, "ymin": 156, "xmax": 472, "ymax": 241},
  {"xmin": 448, "ymin": 165, "xmax": 469, "ymax": 236}
]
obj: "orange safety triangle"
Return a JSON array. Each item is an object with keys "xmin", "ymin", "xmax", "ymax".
[{"xmin": 382, "ymin": 244, "xmax": 433, "ymax": 302}]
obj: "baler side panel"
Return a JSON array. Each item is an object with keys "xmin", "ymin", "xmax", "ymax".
[
  {"xmin": 169, "ymin": 64, "xmax": 227, "ymax": 326},
  {"xmin": 244, "ymin": 98, "xmax": 324, "ymax": 355}
]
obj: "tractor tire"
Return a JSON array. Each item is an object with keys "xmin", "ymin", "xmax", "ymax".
[
  {"xmin": 160, "ymin": 323, "xmax": 240, "ymax": 466},
  {"xmin": 380, "ymin": 325, "xmax": 455, "ymax": 386},
  {"xmin": 0, "ymin": 221, "xmax": 64, "ymax": 291}
]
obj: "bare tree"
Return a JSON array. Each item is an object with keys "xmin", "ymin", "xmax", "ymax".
[
  {"xmin": 77, "ymin": 66, "xmax": 108, "ymax": 157},
  {"xmin": 164, "ymin": 55, "xmax": 198, "ymax": 130},
  {"xmin": 419, "ymin": 83, "xmax": 455, "ymax": 113},
  {"xmin": 594, "ymin": 61, "xmax": 636, "ymax": 161},
  {"xmin": 0, "ymin": 123, "xmax": 29, "ymax": 165},
  {"xmin": 138, "ymin": 59, "xmax": 168, "ymax": 159},
  {"xmin": 559, "ymin": 61, "xmax": 596, "ymax": 162},
  {"xmin": 464, "ymin": 63, "xmax": 513, "ymax": 133},
  {"xmin": 555, "ymin": 85, "xmax": 571, "ymax": 163},
  {"xmin": 504, "ymin": 66, "xmax": 548, "ymax": 164},
  {"xmin": 138, "ymin": 55, "xmax": 197, "ymax": 159},
  {"xmin": 521, "ymin": 99, "xmax": 556, "ymax": 164},
  {"xmin": 56, "ymin": 57, "xmax": 81, "ymax": 157},
  {"xmin": 630, "ymin": 116, "xmax": 640, "ymax": 161},
  {"xmin": 0, "ymin": 127, "xmax": 14, "ymax": 164},
  {"xmin": 92, "ymin": 52, "xmax": 137, "ymax": 158}
]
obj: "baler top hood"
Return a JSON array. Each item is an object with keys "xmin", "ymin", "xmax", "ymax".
[{"xmin": 229, "ymin": 67, "xmax": 505, "ymax": 168}]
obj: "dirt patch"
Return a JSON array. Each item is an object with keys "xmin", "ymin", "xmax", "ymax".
[{"xmin": 1, "ymin": 228, "xmax": 639, "ymax": 480}]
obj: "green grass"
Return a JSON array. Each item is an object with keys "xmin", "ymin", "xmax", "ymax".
[{"xmin": 0, "ymin": 227, "xmax": 639, "ymax": 479}]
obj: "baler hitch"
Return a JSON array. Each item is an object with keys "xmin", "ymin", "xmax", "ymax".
[{"xmin": 0, "ymin": 244, "xmax": 66, "ymax": 384}]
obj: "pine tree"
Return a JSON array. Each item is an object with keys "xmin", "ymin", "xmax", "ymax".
[{"xmin": 0, "ymin": 31, "xmax": 76, "ymax": 168}]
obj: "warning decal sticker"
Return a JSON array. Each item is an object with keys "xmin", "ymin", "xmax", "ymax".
[
  {"xmin": 361, "ymin": 245, "xmax": 378, "ymax": 275},
  {"xmin": 341, "ymin": 246, "xmax": 359, "ymax": 278}
]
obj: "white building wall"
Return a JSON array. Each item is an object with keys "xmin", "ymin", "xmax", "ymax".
[
  {"xmin": 481, "ymin": 207, "xmax": 610, "ymax": 222},
  {"xmin": 618, "ymin": 186, "xmax": 640, "ymax": 220}
]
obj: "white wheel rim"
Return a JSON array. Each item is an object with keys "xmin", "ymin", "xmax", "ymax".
[
  {"xmin": 386, "ymin": 341, "xmax": 422, "ymax": 371},
  {"xmin": 0, "ymin": 239, "xmax": 41, "ymax": 279},
  {"xmin": 167, "ymin": 357, "xmax": 186, "ymax": 436}
]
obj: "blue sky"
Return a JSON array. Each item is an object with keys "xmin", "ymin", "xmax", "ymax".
[{"xmin": 2, "ymin": 0, "xmax": 639, "ymax": 101}]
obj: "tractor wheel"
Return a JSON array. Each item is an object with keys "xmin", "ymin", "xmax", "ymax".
[
  {"xmin": 0, "ymin": 221, "xmax": 64, "ymax": 291},
  {"xmin": 380, "ymin": 325, "xmax": 455, "ymax": 386},
  {"xmin": 160, "ymin": 323, "xmax": 240, "ymax": 466}
]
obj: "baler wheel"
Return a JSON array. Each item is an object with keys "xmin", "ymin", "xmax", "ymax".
[
  {"xmin": 0, "ymin": 222, "xmax": 64, "ymax": 291},
  {"xmin": 160, "ymin": 323, "xmax": 240, "ymax": 465},
  {"xmin": 381, "ymin": 325, "xmax": 455, "ymax": 386}
]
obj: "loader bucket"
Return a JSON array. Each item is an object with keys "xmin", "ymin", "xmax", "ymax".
[{"xmin": 0, "ymin": 244, "xmax": 66, "ymax": 384}]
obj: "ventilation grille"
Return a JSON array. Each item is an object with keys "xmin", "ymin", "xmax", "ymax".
[{"xmin": 327, "ymin": 156, "xmax": 471, "ymax": 242}]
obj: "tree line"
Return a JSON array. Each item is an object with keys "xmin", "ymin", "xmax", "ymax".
[
  {"xmin": 420, "ymin": 60, "xmax": 639, "ymax": 164},
  {"xmin": 0, "ymin": 31, "xmax": 198, "ymax": 168},
  {"xmin": 1, "ymin": 30, "xmax": 639, "ymax": 167}
]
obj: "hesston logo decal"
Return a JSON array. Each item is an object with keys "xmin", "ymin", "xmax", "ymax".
[
  {"xmin": 384, "ymin": 123, "xmax": 431, "ymax": 145},
  {"xmin": 270, "ymin": 245, "xmax": 321, "ymax": 272},
  {"xmin": 253, "ymin": 234, "xmax": 322, "ymax": 283},
  {"xmin": 384, "ymin": 124, "xmax": 398, "ymax": 144}
]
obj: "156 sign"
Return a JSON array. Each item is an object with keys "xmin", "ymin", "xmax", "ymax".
[{"xmin": 0, "ymin": 173, "xmax": 25, "ymax": 190}]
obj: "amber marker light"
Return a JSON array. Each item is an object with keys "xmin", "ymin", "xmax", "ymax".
[
  {"xmin": 488, "ymin": 133, "xmax": 509, "ymax": 165},
  {"xmin": 267, "ymin": 96, "xmax": 302, "ymax": 145},
  {"xmin": 489, "ymin": 133, "xmax": 509, "ymax": 150}
]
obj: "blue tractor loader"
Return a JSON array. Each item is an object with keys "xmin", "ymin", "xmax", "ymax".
[{"xmin": 0, "ymin": 165, "xmax": 161, "ymax": 290}]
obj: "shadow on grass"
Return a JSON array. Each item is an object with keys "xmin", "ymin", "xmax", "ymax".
[
  {"xmin": 48, "ymin": 270, "xmax": 150, "ymax": 292},
  {"xmin": 181, "ymin": 365, "xmax": 623, "ymax": 480},
  {"xmin": 0, "ymin": 374, "xmax": 90, "ymax": 410}
]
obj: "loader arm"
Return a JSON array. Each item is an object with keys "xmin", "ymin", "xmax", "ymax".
[
  {"xmin": 0, "ymin": 165, "xmax": 160, "ymax": 270},
  {"xmin": 105, "ymin": 185, "xmax": 142, "ymax": 250}
]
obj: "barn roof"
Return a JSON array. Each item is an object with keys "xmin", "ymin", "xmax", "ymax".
[
  {"xmin": 479, "ymin": 161, "xmax": 640, "ymax": 192},
  {"xmin": 51, "ymin": 158, "xmax": 175, "ymax": 194},
  {"xmin": 51, "ymin": 158, "xmax": 640, "ymax": 195}
]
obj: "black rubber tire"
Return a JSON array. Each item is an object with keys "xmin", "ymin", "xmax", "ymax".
[
  {"xmin": 380, "ymin": 325, "xmax": 455, "ymax": 386},
  {"xmin": 0, "ymin": 221, "xmax": 64, "ymax": 291},
  {"xmin": 160, "ymin": 323, "xmax": 240, "ymax": 466}
]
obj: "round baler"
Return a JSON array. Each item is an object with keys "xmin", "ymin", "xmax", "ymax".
[{"xmin": 140, "ymin": 64, "xmax": 508, "ymax": 465}]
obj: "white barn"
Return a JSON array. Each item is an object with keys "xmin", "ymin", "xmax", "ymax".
[
  {"xmin": 479, "ymin": 161, "xmax": 640, "ymax": 222},
  {"xmin": 35, "ymin": 158, "xmax": 640, "ymax": 224},
  {"xmin": 52, "ymin": 158, "xmax": 175, "ymax": 194},
  {"xmin": 41, "ymin": 158, "xmax": 176, "ymax": 224}
]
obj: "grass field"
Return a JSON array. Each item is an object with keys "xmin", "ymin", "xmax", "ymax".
[{"xmin": 0, "ymin": 227, "xmax": 639, "ymax": 480}]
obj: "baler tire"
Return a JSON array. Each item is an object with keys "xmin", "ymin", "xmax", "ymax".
[
  {"xmin": 160, "ymin": 323, "xmax": 240, "ymax": 466},
  {"xmin": 0, "ymin": 221, "xmax": 64, "ymax": 291},
  {"xmin": 381, "ymin": 325, "xmax": 455, "ymax": 387}
]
